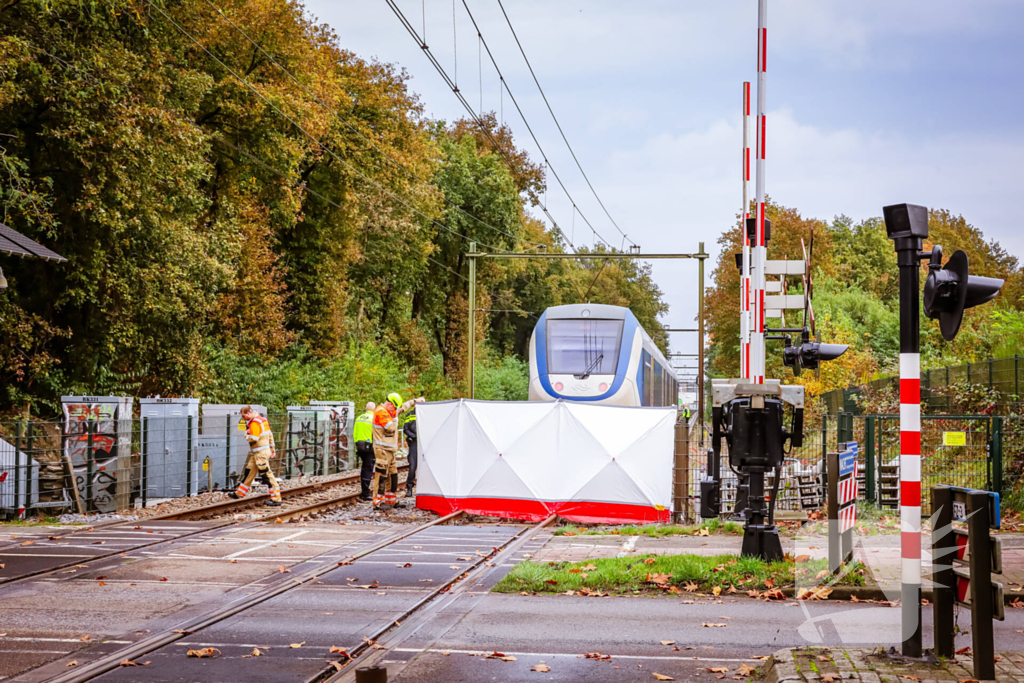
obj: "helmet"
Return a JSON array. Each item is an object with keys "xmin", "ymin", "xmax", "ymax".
[{"xmin": 387, "ymin": 392, "xmax": 402, "ymax": 406}]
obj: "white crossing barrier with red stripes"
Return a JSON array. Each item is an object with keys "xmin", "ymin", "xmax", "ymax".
[{"xmin": 827, "ymin": 442, "xmax": 859, "ymax": 571}]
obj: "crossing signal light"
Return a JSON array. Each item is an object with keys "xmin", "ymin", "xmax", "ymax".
[
  {"xmin": 782, "ymin": 329, "xmax": 848, "ymax": 376},
  {"xmin": 923, "ymin": 246, "xmax": 1004, "ymax": 341}
]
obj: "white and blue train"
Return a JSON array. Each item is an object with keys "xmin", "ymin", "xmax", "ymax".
[{"xmin": 528, "ymin": 304, "xmax": 679, "ymax": 407}]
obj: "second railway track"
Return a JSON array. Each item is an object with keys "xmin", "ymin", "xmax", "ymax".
[{"xmin": 0, "ymin": 466, "xmax": 410, "ymax": 585}]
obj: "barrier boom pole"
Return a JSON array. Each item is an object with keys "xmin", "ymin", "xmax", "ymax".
[
  {"xmin": 740, "ymin": 81, "xmax": 751, "ymax": 380},
  {"xmin": 751, "ymin": 0, "xmax": 768, "ymax": 384}
]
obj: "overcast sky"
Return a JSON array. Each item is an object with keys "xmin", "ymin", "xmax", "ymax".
[{"xmin": 306, "ymin": 0, "xmax": 1024, "ymax": 362}]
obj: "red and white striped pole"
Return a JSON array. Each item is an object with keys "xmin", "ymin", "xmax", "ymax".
[
  {"xmin": 750, "ymin": 0, "xmax": 768, "ymax": 384},
  {"xmin": 740, "ymin": 81, "xmax": 751, "ymax": 380},
  {"xmin": 897, "ymin": 233, "xmax": 923, "ymax": 656}
]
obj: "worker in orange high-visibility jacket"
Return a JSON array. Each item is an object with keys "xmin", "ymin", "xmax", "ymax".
[
  {"xmin": 230, "ymin": 405, "xmax": 282, "ymax": 506},
  {"xmin": 371, "ymin": 393, "xmax": 401, "ymax": 509}
]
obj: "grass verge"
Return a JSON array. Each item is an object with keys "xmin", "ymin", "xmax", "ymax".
[
  {"xmin": 493, "ymin": 553, "xmax": 866, "ymax": 596},
  {"xmin": 551, "ymin": 519, "xmax": 743, "ymax": 538}
]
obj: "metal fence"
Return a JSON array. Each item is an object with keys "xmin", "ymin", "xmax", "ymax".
[
  {"xmin": 682, "ymin": 411, "xmax": 1024, "ymax": 522},
  {"xmin": 821, "ymin": 356, "xmax": 1024, "ymax": 414},
  {"xmin": 0, "ymin": 414, "xmax": 366, "ymax": 518}
]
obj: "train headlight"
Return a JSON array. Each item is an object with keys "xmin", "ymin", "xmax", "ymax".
[
  {"xmin": 599, "ymin": 382, "xmax": 608, "ymax": 392},
  {"xmin": 554, "ymin": 382, "xmax": 564, "ymax": 392}
]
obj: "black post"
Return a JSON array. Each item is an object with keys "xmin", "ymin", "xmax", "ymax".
[
  {"xmin": 887, "ymin": 203, "xmax": 926, "ymax": 659},
  {"xmin": 86, "ymin": 420, "xmax": 95, "ymax": 511},
  {"xmin": 26, "ymin": 422, "xmax": 34, "ymax": 516},
  {"xmin": 827, "ymin": 450, "xmax": 840, "ymax": 573},
  {"xmin": 931, "ymin": 485, "xmax": 955, "ymax": 658},
  {"xmin": 186, "ymin": 415, "xmax": 193, "ymax": 497},
  {"xmin": 967, "ymin": 490, "xmax": 995, "ymax": 680},
  {"xmin": 14, "ymin": 421, "xmax": 23, "ymax": 517}
]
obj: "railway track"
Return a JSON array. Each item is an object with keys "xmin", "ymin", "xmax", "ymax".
[
  {"xmin": 42, "ymin": 513, "xmax": 554, "ymax": 683},
  {"xmin": 0, "ymin": 467, "xmax": 409, "ymax": 586}
]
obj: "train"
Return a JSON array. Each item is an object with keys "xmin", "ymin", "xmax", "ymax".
[{"xmin": 528, "ymin": 303, "xmax": 679, "ymax": 407}]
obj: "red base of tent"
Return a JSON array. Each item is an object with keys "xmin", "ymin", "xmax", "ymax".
[{"xmin": 416, "ymin": 494, "xmax": 669, "ymax": 524}]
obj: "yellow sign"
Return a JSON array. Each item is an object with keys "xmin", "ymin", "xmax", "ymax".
[
  {"xmin": 237, "ymin": 416, "xmax": 246, "ymax": 431},
  {"xmin": 202, "ymin": 457, "xmax": 211, "ymax": 471},
  {"xmin": 943, "ymin": 431, "xmax": 967, "ymax": 447}
]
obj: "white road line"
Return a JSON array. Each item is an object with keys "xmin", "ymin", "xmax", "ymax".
[
  {"xmin": 393, "ymin": 647, "xmax": 763, "ymax": 662},
  {"xmin": 225, "ymin": 530, "xmax": 309, "ymax": 558},
  {"xmin": 616, "ymin": 535, "xmax": 640, "ymax": 558}
]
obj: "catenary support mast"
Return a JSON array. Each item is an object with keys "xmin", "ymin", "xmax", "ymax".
[{"xmin": 751, "ymin": 0, "xmax": 768, "ymax": 384}]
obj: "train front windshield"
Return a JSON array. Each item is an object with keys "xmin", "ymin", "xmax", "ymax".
[{"xmin": 546, "ymin": 319, "xmax": 623, "ymax": 377}]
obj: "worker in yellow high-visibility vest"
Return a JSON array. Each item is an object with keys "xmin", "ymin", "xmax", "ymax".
[{"xmin": 353, "ymin": 402, "xmax": 375, "ymax": 501}]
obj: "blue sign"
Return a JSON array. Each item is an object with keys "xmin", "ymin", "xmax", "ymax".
[{"xmin": 839, "ymin": 442, "xmax": 858, "ymax": 478}]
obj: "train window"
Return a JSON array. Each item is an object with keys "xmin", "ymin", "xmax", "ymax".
[
  {"xmin": 641, "ymin": 350, "xmax": 651, "ymax": 406},
  {"xmin": 546, "ymin": 319, "xmax": 624, "ymax": 377},
  {"xmin": 653, "ymin": 363, "xmax": 663, "ymax": 406}
]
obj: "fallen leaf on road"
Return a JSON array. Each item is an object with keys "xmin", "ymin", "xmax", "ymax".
[
  {"xmin": 97, "ymin": 581, "xmax": 107, "ymax": 586},
  {"xmin": 959, "ymin": 679, "xmax": 980, "ymax": 683},
  {"xmin": 901, "ymin": 677, "xmax": 921, "ymax": 681},
  {"xmin": 442, "ymin": 651, "xmax": 450, "ymax": 656},
  {"xmin": 20, "ymin": 540, "xmax": 34, "ymax": 546},
  {"xmin": 457, "ymin": 557, "xmax": 473, "ymax": 561},
  {"xmin": 242, "ymin": 648, "xmax": 265, "ymax": 658},
  {"xmin": 532, "ymin": 664, "xmax": 551, "ymax": 672},
  {"xmin": 821, "ymin": 675, "xmax": 840, "ymax": 682},
  {"xmin": 653, "ymin": 675, "xmax": 675, "ymax": 681},
  {"xmin": 159, "ymin": 577, "xmax": 168, "ymax": 582},
  {"xmin": 485, "ymin": 651, "xmax": 517, "ymax": 661},
  {"xmin": 229, "ymin": 559, "xmax": 237, "ymax": 563},
  {"xmin": 80, "ymin": 635, "xmax": 90, "ymax": 641},
  {"xmin": 702, "ymin": 623, "xmax": 727, "ymax": 628},
  {"xmin": 707, "ymin": 667, "xmax": 729, "ymax": 673},
  {"xmin": 363, "ymin": 637, "xmax": 385, "ymax": 650},
  {"xmin": 329, "ymin": 661, "xmax": 345, "ymax": 671},
  {"xmin": 279, "ymin": 566, "xmax": 291, "ymax": 573},
  {"xmin": 660, "ymin": 640, "xmax": 675, "ymax": 646},
  {"xmin": 449, "ymin": 566, "xmax": 462, "ymax": 570},
  {"xmin": 186, "ymin": 648, "xmax": 221, "ymax": 658},
  {"xmin": 585, "ymin": 652, "xmax": 612, "ymax": 660},
  {"xmin": 397, "ymin": 563, "xmax": 412, "ymax": 568},
  {"xmin": 956, "ymin": 647, "xmax": 973, "ymax": 656},
  {"xmin": 698, "ymin": 528, "xmax": 710, "ymax": 537},
  {"xmin": 171, "ymin": 629, "xmax": 194, "ymax": 635},
  {"xmin": 818, "ymin": 656, "xmax": 831, "ymax": 662},
  {"xmin": 329, "ymin": 646, "xmax": 349, "ymax": 658},
  {"xmin": 736, "ymin": 664, "xmax": 757, "ymax": 675},
  {"xmin": 290, "ymin": 642, "xmax": 305, "ymax": 649},
  {"xmin": 712, "ymin": 586, "xmax": 722, "ymax": 597},
  {"xmin": 66, "ymin": 661, "xmax": 78, "ymax": 667},
  {"xmin": 119, "ymin": 659, "xmax": 142, "ymax": 667}
]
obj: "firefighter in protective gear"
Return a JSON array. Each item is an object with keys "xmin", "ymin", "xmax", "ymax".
[
  {"xmin": 230, "ymin": 406, "xmax": 282, "ymax": 506},
  {"xmin": 354, "ymin": 402, "xmax": 376, "ymax": 500},
  {"xmin": 371, "ymin": 395, "xmax": 400, "ymax": 509},
  {"xmin": 398, "ymin": 397, "xmax": 425, "ymax": 497}
]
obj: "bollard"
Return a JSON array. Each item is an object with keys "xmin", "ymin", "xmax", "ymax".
[
  {"xmin": 355, "ymin": 665, "xmax": 387, "ymax": 682},
  {"xmin": 967, "ymin": 490, "xmax": 996, "ymax": 681},
  {"xmin": 931, "ymin": 486, "xmax": 955, "ymax": 658}
]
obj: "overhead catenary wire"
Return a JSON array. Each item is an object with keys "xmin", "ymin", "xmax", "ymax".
[
  {"xmin": 384, "ymin": 0, "xmax": 606, "ymax": 253},
  {"xmin": 456, "ymin": 0, "xmax": 631, "ymax": 248},
  {"xmin": 495, "ymin": 0, "xmax": 631, "ymax": 247},
  {"xmin": 147, "ymin": 0, "xmax": 505, "ymax": 253},
  {"xmin": 202, "ymin": 0, "xmax": 545, "ymax": 251}
]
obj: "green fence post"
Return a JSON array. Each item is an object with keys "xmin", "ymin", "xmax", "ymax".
[
  {"xmin": 14, "ymin": 421, "xmax": 23, "ymax": 517},
  {"xmin": 1016, "ymin": 355, "xmax": 1020, "ymax": 399},
  {"xmin": 991, "ymin": 416, "xmax": 1003, "ymax": 496},
  {"xmin": 822, "ymin": 414, "xmax": 829, "ymax": 482},
  {"xmin": 865, "ymin": 416, "xmax": 876, "ymax": 504}
]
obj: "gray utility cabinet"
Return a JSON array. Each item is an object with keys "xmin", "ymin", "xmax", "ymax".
[
  {"xmin": 0, "ymin": 435, "xmax": 39, "ymax": 516},
  {"xmin": 201, "ymin": 404, "xmax": 268, "ymax": 488},
  {"xmin": 139, "ymin": 398, "xmax": 200, "ymax": 499},
  {"xmin": 61, "ymin": 396, "xmax": 134, "ymax": 513},
  {"xmin": 286, "ymin": 402, "xmax": 355, "ymax": 477}
]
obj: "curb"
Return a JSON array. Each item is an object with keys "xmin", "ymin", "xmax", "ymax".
[
  {"xmin": 779, "ymin": 585, "xmax": 1024, "ymax": 605},
  {"xmin": 759, "ymin": 648, "xmax": 800, "ymax": 683}
]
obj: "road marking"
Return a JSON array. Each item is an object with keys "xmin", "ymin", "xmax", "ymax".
[
  {"xmin": 225, "ymin": 530, "xmax": 308, "ymax": 558},
  {"xmin": 616, "ymin": 535, "xmax": 640, "ymax": 558},
  {"xmin": 393, "ymin": 647, "xmax": 763, "ymax": 662}
]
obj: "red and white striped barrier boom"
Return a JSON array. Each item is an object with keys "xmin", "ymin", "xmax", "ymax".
[
  {"xmin": 740, "ymin": 81, "xmax": 751, "ymax": 379},
  {"xmin": 901, "ymin": 350, "xmax": 922, "ymax": 646},
  {"xmin": 751, "ymin": 0, "xmax": 768, "ymax": 384}
]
